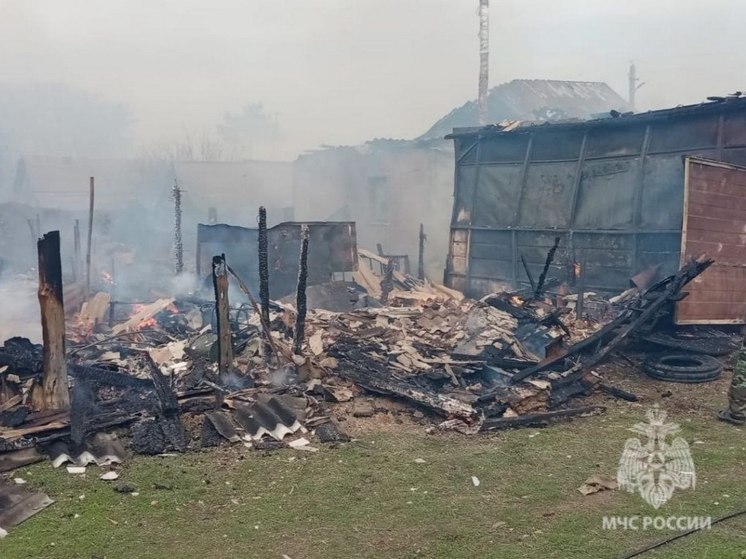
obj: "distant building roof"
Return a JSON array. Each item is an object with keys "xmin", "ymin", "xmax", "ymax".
[{"xmin": 420, "ymin": 79, "xmax": 629, "ymax": 140}]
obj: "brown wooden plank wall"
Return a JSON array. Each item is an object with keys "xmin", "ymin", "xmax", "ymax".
[{"xmin": 677, "ymin": 158, "xmax": 746, "ymax": 324}]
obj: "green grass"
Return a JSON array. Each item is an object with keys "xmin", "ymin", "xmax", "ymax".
[{"xmin": 1, "ymin": 404, "xmax": 744, "ymax": 559}]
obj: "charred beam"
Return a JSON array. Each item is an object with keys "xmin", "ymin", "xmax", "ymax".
[
  {"xmin": 481, "ymin": 405, "xmax": 606, "ymax": 431},
  {"xmin": 212, "ymin": 254, "xmax": 233, "ymax": 379},
  {"xmin": 380, "ymin": 258, "xmax": 395, "ymax": 304},
  {"xmin": 34, "ymin": 231, "xmax": 70, "ymax": 411},
  {"xmin": 417, "ymin": 223, "xmax": 426, "ymax": 280},
  {"xmin": 226, "ymin": 265, "xmax": 283, "ymax": 361},
  {"xmin": 293, "ymin": 225, "xmax": 310, "ymax": 355},
  {"xmin": 258, "ymin": 206, "xmax": 271, "ymax": 361},
  {"xmin": 73, "ymin": 219, "xmax": 81, "ymax": 280},
  {"xmin": 534, "ymin": 236, "xmax": 560, "ymax": 299},
  {"xmin": 520, "ymin": 253, "xmax": 536, "ymax": 293},
  {"xmin": 144, "ymin": 354, "xmax": 179, "ymax": 415}
]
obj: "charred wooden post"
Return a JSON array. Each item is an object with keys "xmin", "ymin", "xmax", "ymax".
[
  {"xmin": 26, "ymin": 219, "xmax": 36, "ymax": 247},
  {"xmin": 380, "ymin": 258, "xmax": 395, "ymax": 304},
  {"xmin": 575, "ymin": 258, "xmax": 586, "ymax": 319},
  {"xmin": 258, "ymin": 206, "xmax": 272, "ymax": 361},
  {"xmin": 534, "ymin": 236, "xmax": 560, "ymax": 299},
  {"xmin": 85, "ymin": 177, "xmax": 95, "ymax": 301},
  {"xmin": 417, "ymin": 223, "xmax": 426, "ymax": 280},
  {"xmin": 520, "ymin": 253, "xmax": 536, "ymax": 293},
  {"xmin": 171, "ymin": 180, "xmax": 183, "ymax": 275},
  {"xmin": 73, "ymin": 219, "xmax": 81, "ymax": 274},
  {"xmin": 293, "ymin": 225, "xmax": 310, "ymax": 355},
  {"xmin": 212, "ymin": 254, "xmax": 233, "ymax": 379},
  {"xmin": 35, "ymin": 231, "xmax": 70, "ymax": 410}
]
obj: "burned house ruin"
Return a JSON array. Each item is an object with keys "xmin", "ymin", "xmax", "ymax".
[{"xmin": 445, "ymin": 96, "xmax": 746, "ymax": 323}]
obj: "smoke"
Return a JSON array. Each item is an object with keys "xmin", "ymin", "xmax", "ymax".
[{"xmin": 0, "ymin": 276, "xmax": 41, "ymax": 343}]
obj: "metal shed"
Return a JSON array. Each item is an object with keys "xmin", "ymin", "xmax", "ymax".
[{"xmin": 444, "ymin": 97, "xmax": 746, "ymax": 323}]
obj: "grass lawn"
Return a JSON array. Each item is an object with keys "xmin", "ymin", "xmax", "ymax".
[{"xmin": 2, "ymin": 384, "xmax": 745, "ymax": 558}]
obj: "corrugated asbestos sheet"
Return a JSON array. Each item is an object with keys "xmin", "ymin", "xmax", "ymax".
[
  {"xmin": 0, "ymin": 482, "xmax": 54, "ymax": 537},
  {"xmin": 677, "ymin": 158, "xmax": 746, "ymax": 324},
  {"xmin": 197, "ymin": 221, "xmax": 358, "ymax": 299},
  {"xmin": 445, "ymin": 98, "xmax": 746, "ymax": 300}
]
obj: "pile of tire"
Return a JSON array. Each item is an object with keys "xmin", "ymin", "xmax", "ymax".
[
  {"xmin": 643, "ymin": 353, "xmax": 723, "ymax": 384},
  {"xmin": 641, "ymin": 330, "xmax": 739, "ymax": 357}
]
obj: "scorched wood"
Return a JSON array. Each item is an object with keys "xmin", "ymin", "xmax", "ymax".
[
  {"xmin": 481, "ymin": 405, "xmax": 606, "ymax": 431},
  {"xmin": 293, "ymin": 225, "xmax": 310, "ymax": 355},
  {"xmin": 34, "ymin": 231, "xmax": 70, "ymax": 411},
  {"xmin": 212, "ymin": 254, "xmax": 233, "ymax": 379},
  {"xmin": 332, "ymin": 351, "xmax": 477, "ymax": 421}
]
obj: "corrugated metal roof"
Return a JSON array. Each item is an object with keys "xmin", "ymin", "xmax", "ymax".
[
  {"xmin": 421, "ymin": 79, "xmax": 628, "ymax": 140},
  {"xmin": 447, "ymin": 95, "xmax": 746, "ymax": 139}
]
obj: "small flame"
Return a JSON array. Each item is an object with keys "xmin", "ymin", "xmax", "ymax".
[{"xmin": 138, "ymin": 317, "xmax": 158, "ymax": 329}]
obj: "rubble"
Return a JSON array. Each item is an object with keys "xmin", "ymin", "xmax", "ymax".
[{"xmin": 0, "ymin": 229, "xmax": 728, "ymax": 482}]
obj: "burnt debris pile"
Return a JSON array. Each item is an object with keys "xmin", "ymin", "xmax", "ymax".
[{"xmin": 0, "ymin": 226, "xmax": 737, "ymax": 487}]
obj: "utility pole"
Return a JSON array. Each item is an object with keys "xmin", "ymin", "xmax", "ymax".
[
  {"xmin": 628, "ymin": 62, "xmax": 645, "ymax": 113},
  {"xmin": 478, "ymin": 0, "xmax": 490, "ymax": 125},
  {"xmin": 172, "ymin": 180, "xmax": 183, "ymax": 275}
]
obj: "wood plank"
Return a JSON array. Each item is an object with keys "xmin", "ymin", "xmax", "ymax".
[
  {"xmin": 111, "ymin": 298, "xmax": 173, "ymax": 334},
  {"xmin": 688, "ymin": 202, "xmax": 746, "ymax": 222},
  {"xmin": 679, "ymin": 158, "xmax": 746, "ymax": 324},
  {"xmin": 687, "ymin": 215, "xmax": 746, "ymax": 235},
  {"xmin": 684, "ymin": 241, "xmax": 746, "ymax": 263},
  {"xmin": 688, "ymin": 190, "xmax": 746, "ymax": 212},
  {"xmin": 684, "ymin": 230, "xmax": 746, "ymax": 250}
]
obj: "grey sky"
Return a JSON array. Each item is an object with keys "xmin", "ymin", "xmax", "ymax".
[{"xmin": 1, "ymin": 0, "xmax": 743, "ymax": 159}]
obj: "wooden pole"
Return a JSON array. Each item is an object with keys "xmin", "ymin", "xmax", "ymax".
[
  {"xmin": 258, "ymin": 206, "xmax": 271, "ymax": 362},
  {"xmin": 27, "ymin": 219, "xmax": 36, "ymax": 248},
  {"xmin": 293, "ymin": 225, "xmax": 310, "ymax": 355},
  {"xmin": 212, "ymin": 254, "xmax": 233, "ymax": 379},
  {"xmin": 85, "ymin": 177, "xmax": 95, "ymax": 300},
  {"xmin": 380, "ymin": 258, "xmax": 395, "ymax": 304},
  {"xmin": 34, "ymin": 231, "xmax": 70, "ymax": 411},
  {"xmin": 73, "ymin": 219, "xmax": 81, "ymax": 281},
  {"xmin": 417, "ymin": 223, "xmax": 426, "ymax": 280}
]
